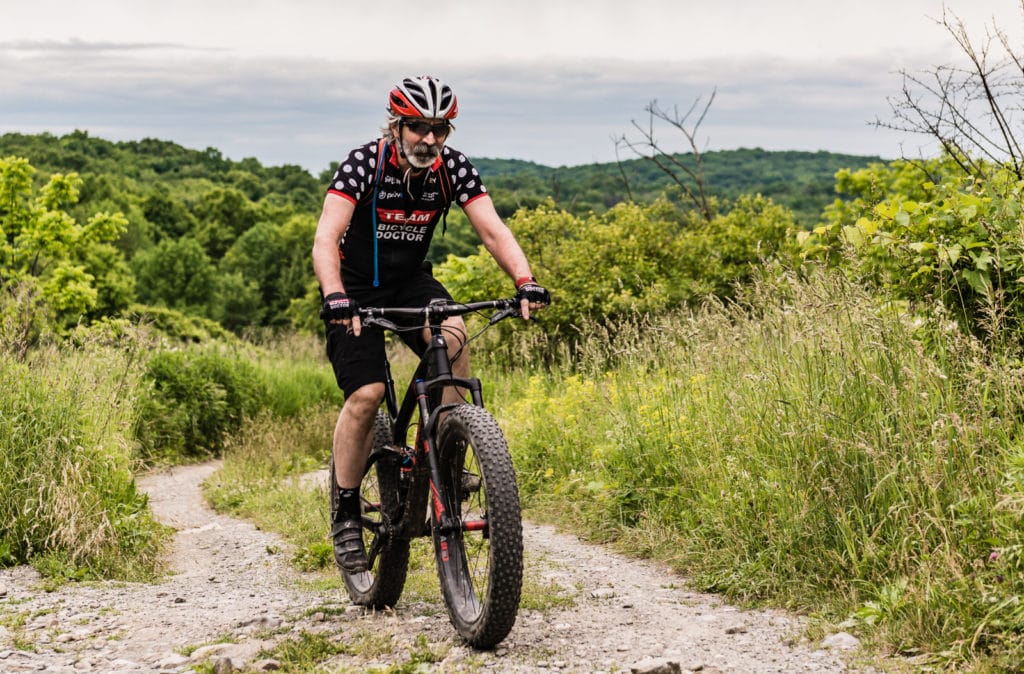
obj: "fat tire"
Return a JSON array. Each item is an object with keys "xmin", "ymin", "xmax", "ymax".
[
  {"xmin": 336, "ymin": 410, "xmax": 410, "ymax": 608},
  {"xmin": 432, "ymin": 404, "xmax": 523, "ymax": 649}
]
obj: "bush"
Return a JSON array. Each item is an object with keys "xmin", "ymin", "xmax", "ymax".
[
  {"xmin": 438, "ymin": 196, "xmax": 797, "ymax": 346},
  {"xmin": 134, "ymin": 345, "xmax": 266, "ymax": 460},
  {"xmin": 133, "ymin": 334, "xmax": 341, "ymax": 462},
  {"xmin": 799, "ymin": 159, "xmax": 1024, "ymax": 344}
]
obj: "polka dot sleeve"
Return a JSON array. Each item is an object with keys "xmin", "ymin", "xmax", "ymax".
[
  {"xmin": 325, "ymin": 141, "xmax": 379, "ymax": 203},
  {"xmin": 443, "ymin": 148, "xmax": 488, "ymax": 206}
]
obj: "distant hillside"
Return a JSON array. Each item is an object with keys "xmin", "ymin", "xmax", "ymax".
[
  {"xmin": 474, "ymin": 148, "xmax": 885, "ymax": 227},
  {"xmin": 0, "ymin": 130, "xmax": 323, "ymax": 212},
  {"xmin": 0, "ymin": 131, "xmax": 882, "ymax": 229}
]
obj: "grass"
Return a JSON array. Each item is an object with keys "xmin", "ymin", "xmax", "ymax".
[
  {"xmin": 242, "ymin": 630, "xmax": 447, "ymax": 674},
  {"xmin": 482, "ymin": 267, "xmax": 1024, "ymax": 670},
  {"xmin": 0, "ymin": 329, "xmax": 168, "ymax": 581}
]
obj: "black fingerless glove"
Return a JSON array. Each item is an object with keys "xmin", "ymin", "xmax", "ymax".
[
  {"xmin": 515, "ymin": 278, "xmax": 551, "ymax": 306},
  {"xmin": 320, "ymin": 292, "xmax": 358, "ymax": 321}
]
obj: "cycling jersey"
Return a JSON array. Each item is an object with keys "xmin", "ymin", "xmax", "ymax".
[{"xmin": 326, "ymin": 139, "xmax": 489, "ymax": 286}]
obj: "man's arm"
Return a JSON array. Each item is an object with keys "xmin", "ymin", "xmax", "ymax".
[
  {"xmin": 463, "ymin": 195, "xmax": 533, "ymax": 281},
  {"xmin": 463, "ymin": 195, "xmax": 545, "ymax": 319},
  {"xmin": 312, "ymin": 193, "xmax": 362, "ymax": 333}
]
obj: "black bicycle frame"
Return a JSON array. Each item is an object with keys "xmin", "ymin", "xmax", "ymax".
[{"xmin": 376, "ymin": 310, "xmax": 487, "ymax": 537}]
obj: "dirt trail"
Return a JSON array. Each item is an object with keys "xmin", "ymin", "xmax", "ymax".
[{"xmin": 0, "ymin": 463, "xmax": 861, "ymax": 673}]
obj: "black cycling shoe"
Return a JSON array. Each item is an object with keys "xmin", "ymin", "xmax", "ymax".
[{"xmin": 331, "ymin": 518, "xmax": 368, "ymax": 573}]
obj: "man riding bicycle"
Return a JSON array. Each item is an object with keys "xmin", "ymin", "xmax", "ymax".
[{"xmin": 311, "ymin": 75, "xmax": 550, "ymax": 573}]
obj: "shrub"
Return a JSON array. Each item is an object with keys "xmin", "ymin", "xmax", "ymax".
[
  {"xmin": 134, "ymin": 345, "xmax": 266, "ymax": 460},
  {"xmin": 799, "ymin": 159, "xmax": 1024, "ymax": 344},
  {"xmin": 438, "ymin": 196, "xmax": 797, "ymax": 346}
]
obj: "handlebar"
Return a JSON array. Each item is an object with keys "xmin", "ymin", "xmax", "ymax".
[{"xmin": 358, "ymin": 298, "xmax": 521, "ymax": 331}]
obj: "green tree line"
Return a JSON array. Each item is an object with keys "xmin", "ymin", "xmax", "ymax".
[{"xmin": 0, "ymin": 130, "xmax": 879, "ymax": 344}]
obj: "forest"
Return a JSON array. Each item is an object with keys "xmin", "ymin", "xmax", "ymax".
[{"xmin": 0, "ymin": 129, "xmax": 879, "ymax": 339}]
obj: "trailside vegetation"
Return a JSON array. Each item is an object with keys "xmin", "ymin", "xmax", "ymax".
[
  {"xmin": 6, "ymin": 120, "xmax": 1024, "ymax": 668},
  {"xmin": 485, "ymin": 265, "xmax": 1024, "ymax": 670}
]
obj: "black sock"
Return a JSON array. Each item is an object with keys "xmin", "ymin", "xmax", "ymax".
[{"xmin": 335, "ymin": 487, "xmax": 361, "ymax": 522}]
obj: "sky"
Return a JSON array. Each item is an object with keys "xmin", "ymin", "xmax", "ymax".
[{"xmin": 1, "ymin": 0, "xmax": 1022, "ymax": 175}]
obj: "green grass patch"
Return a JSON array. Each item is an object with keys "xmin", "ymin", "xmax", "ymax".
[
  {"xmin": 0, "ymin": 333, "xmax": 168, "ymax": 580},
  {"xmin": 483, "ymin": 267, "xmax": 1024, "ymax": 669},
  {"xmin": 257, "ymin": 630, "xmax": 352, "ymax": 672},
  {"xmin": 203, "ymin": 406, "xmax": 336, "ymax": 567}
]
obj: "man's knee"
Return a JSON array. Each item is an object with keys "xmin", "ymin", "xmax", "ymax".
[
  {"xmin": 444, "ymin": 317, "xmax": 468, "ymax": 350},
  {"xmin": 343, "ymin": 383, "xmax": 385, "ymax": 419}
]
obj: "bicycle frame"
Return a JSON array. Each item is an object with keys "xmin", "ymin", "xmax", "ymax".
[{"xmin": 363, "ymin": 299, "xmax": 516, "ymax": 539}]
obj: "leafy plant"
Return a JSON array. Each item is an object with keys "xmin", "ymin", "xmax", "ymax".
[
  {"xmin": 799, "ymin": 159, "xmax": 1024, "ymax": 342},
  {"xmin": 134, "ymin": 345, "xmax": 266, "ymax": 460}
]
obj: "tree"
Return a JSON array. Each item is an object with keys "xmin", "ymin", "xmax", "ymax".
[
  {"xmin": 877, "ymin": 4, "xmax": 1024, "ymax": 179},
  {"xmin": 192, "ymin": 187, "xmax": 259, "ymax": 259},
  {"xmin": 0, "ymin": 156, "xmax": 130, "ymax": 350},
  {"xmin": 614, "ymin": 91, "xmax": 717, "ymax": 222},
  {"xmin": 437, "ymin": 196, "xmax": 798, "ymax": 342},
  {"xmin": 131, "ymin": 237, "xmax": 219, "ymax": 317}
]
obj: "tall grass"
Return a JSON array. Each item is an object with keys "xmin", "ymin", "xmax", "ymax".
[
  {"xmin": 0, "ymin": 323, "xmax": 341, "ymax": 579},
  {"xmin": 484, "ymin": 267, "xmax": 1024, "ymax": 668},
  {"xmin": 0, "ymin": 333, "xmax": 166, "ymax": 580}
]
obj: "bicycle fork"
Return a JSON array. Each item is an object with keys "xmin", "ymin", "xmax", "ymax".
[{"xmin": 415, "ymin": 393, "xmax": 487, "ymax": 540}]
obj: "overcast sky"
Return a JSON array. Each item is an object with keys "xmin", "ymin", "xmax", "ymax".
[{"xmin": 2, "ymin": 0, "xmax": 1022, "ymax": 174}]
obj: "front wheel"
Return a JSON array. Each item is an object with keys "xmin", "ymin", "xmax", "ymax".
[
  {"xmin": 432, "ymin": 404, "xmax": 523, "ymax": 649},
  {"xmin": 335, "ymin": 410, "xmax": 410, "ymax": 608}
]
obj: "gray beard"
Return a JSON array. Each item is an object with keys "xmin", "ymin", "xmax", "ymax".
[{"xmin": 402, "ymin": 139, "xmax": 441, "ymax": 169}]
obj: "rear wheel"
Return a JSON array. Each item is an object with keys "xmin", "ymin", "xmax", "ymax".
[
  {"xmin": 335, "ymin": 410, "xmax": 410, "ymax": 608},
  {"xmin": 432, "ymin": 404, "xmax": 523, "ymax": 649}
]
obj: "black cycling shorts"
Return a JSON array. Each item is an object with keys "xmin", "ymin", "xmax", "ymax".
[{"xmin": 324, "ymin": 268, "xmax": 454, "ymax": 398}]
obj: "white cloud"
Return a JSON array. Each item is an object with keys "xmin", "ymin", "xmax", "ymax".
[{"xmin": 0, "ymin": 0, "xmax": 1020, "ymax": 170}]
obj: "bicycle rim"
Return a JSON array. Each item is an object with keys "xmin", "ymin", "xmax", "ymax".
[{"xmin": 433, "ymin": 405, "xmax": 523, "ymax": 649}]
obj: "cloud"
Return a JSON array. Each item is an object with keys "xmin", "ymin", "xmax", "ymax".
[{"xmin": 0, "ymin": 40, "xmax": 927, "ymax": 171}]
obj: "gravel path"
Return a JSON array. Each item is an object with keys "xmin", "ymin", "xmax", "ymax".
[{"xmin": 0, "ymin": 462, "xmax": 865, "ymax": 673}]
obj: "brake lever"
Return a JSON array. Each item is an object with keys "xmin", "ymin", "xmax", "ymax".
[
  {"xmin": 362, "ymin": 316, "xmax": 400, "ymax": 332},
  {"xmin": 489, "ymin": 306, "xmax": 519, "ymax": 325}
]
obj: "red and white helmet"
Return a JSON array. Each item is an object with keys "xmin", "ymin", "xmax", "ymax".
[{"xmin": 388, "ymin": 76, "xmax": 458, "ymax": 120}]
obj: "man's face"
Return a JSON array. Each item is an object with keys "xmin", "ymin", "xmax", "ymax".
[{"xmin": 398, "ymin": 119, "xmax": 450, "ymax": 169}]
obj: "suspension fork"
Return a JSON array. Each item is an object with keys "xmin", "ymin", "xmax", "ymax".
[{"xmin": 418, "ymin": 331, "xmax": 464, "ymax": 534}]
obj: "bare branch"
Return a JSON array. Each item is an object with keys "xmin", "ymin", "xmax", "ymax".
[
  {"xmin": 611, "ymin": 135, "xmax": 635, "ymax": 203},
  {"xmin": 881, "ymin": 4, "xmax": 1024, "ymax": 178},
  {"xmin": 616, "ymin": 90, "xmax": 717, "ymax": 222}
]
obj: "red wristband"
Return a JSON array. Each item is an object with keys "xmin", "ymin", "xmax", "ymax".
[{"xmin": 515, "ymin": 276, "xmax": 536, "ymax": 289}]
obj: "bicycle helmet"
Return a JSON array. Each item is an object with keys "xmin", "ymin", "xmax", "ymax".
[{"xmin": 388, "ymin": 76, "xmax": 459, "ymax": 120}]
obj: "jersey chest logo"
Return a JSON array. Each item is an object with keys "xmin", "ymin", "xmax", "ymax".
[{"xmin": 376, "ymin": 209, "xmax": 436, "ymax": 225}]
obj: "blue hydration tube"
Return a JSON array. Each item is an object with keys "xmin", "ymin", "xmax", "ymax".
[{"xmin": 370, "ymin": 140, "xmax": 387, "ymax": 288}]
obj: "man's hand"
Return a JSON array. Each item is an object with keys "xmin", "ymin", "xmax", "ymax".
[
  {"xmin": 321, "ymin": 292, "xmax": 362, "ymax": 335},
  {"xmin": 515, "ymin": 278, "xmax": 550, "ymax": 320}
]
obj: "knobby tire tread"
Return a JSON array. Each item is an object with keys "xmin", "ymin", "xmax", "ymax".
[{"xmin": 433, "ymin": 404, "xmax": 523, "ymax": 649}]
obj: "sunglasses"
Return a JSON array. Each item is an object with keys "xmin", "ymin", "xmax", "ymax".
[{"xmin": 403, "ymin": 120, "xmax": 451, "ymax": 137}]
